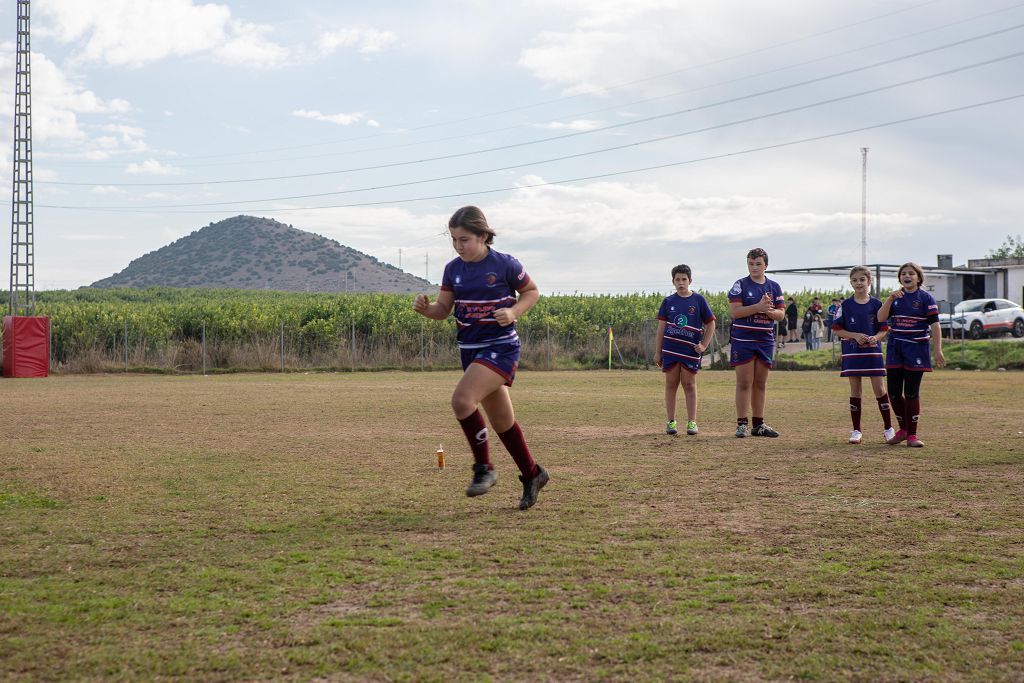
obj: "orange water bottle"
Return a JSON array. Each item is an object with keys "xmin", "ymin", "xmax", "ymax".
[{"xmin": 436, "ymin": 444, "xmax": 445, "ymax": 469}]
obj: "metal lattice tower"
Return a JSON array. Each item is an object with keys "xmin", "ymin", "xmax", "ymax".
[{"xmin": 9, "ymin": 0, "xmax": 35, "ymax": 317}]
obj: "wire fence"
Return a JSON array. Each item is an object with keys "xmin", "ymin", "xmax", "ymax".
[{"xmin": 19, "ymin": 300, "xmax": 999, "ymax": 374}]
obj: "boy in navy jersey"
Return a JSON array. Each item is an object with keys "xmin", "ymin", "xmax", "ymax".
[
  {"xmin": 414, "ymin": 206, "xmax": 549, "ymax": 509},
  {"xmin": 729, "ymin": 248, "xmax": 786, "ymax": 437},
  {"xmin": 655, "ymin": 264, "xmax": 716, "ymax": 436},
  {"xmin": 832, "ymin": 266, "xmax": 895, "ymax": 444},
  {"xmin": 877, "ymin": 262, "xmax": 945, "ymax": 447}
]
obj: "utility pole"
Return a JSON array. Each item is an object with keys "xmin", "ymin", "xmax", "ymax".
[{"xmin": 860, "ymin": 147, "xmax": 869, "ymax": 267}]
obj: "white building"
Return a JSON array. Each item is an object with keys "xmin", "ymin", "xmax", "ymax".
[{"xmin": 770, "ymin": 255, "xmax": 1024, "ymax": 311}]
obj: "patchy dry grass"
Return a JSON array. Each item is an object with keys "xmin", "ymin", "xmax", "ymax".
[{"xmin": 1, "ymin": 370, "xmax": 1023, "ymax": 681}]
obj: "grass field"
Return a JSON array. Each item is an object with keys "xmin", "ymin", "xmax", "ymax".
[{"xmin": 2, "ymin": 370, "xmax": 1023, "ymax": 681}]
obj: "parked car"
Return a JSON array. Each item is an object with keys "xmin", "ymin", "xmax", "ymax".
[{"xmin": 938, "ymin": 298, "xmax": 1024, "ymax": 339}]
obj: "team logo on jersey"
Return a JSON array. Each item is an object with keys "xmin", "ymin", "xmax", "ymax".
[
  {"xmin": 688, "ymin": 306, "xmax": 696, "ymax": 315},
  {"xmin": 455, "ymin": 276, "xmax": 461, "ymax": 284},
  {"xmin": 517, "ymin": 270, "xmax": 526, "ymax": 281},
  {"xmin": 747, "ymin": 291, "xmax": 753, "ymax": 297},
  {"xmin": 485, "ymin": 272, "xmax": 498, "ymax": 287},
  {"xmin": 915, "ymin": 358, "xmax": 922, "ymax": 365},
  {"xmin": 729, "ymin": 282, "xmax": 741, "ymax": 296},
  {"xmin": 911, "ymin": 300, "xmax": 921, "ymax": 310},
  {"xmin": 491, "ymin": 351, "xmax": 498, "ymax": 359},
  {"xmin": 674, "ymin": 314, "xmax": 689, "ymax": 328}
]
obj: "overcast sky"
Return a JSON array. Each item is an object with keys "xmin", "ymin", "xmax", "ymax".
[{"xmin": 1, "ymin": 0, "xmax": 1022, "ymax": 295}]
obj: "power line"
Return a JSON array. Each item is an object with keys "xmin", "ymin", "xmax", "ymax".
[
  {"xmin": 39, "ymin": 93, "xmax": 1024, "ymax": 214},
  {"xmin": 40, "ymin": 19, "xmax": 1024, "ymax": 188},
  {"xmin": 42, "ymin": 0, "xmax": 951, "ymax": 170},
  {"xmin": 40, "ymin": 2, "xmax": 1024, "ymax": 173},
  {"xmin": 50, "ymin": 51, "xmax": 1024, "ymax": 211}
]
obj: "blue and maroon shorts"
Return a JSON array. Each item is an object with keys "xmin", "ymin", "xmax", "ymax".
[
  {"xmin": 460, "ymin": 342, "xmax": 521, "ymax": 386},
  {"xmin": 886, "ymin": 339, "xmax": 932, "ymax": 371},
  {"xmin": 730, "ymin": 340, "xmax": 775, "ymax": 368}
]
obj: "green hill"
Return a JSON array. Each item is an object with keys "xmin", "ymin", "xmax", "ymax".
[{"xmin": 90, "ymin": 215, "xmax": 433, "ymax": 293}]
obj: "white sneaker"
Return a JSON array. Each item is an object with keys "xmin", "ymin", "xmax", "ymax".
[
  {"xmin": 883, "ymin": 427, "xmax": 896, "ymax": 443},
  {"xmin": 849, "ymin": 429, "xmax": 863, "ymax": 444}
]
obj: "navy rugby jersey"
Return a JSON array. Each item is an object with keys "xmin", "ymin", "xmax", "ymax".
[
  {"xmin": 728, "ymin": 276, "xmax": 785, "ymax": 343},
  {"xmin": 441, "ymin": 249, "xmax": 530, "ymax": 349},
  {"xmin": 834, "ymin": 296, "xmax": 888, "ymax": 356},
  {"xmin": 657, "ymin": 293, "xmax": 716, "ymax": 363},
  {"xmin": 887, "ymin": 289, "xmax": 939, "ymax": 344}
]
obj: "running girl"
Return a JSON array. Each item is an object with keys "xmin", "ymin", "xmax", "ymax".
[
  {"xmin": 876, "ymin": 262, "xmax": 945, "ymax": 447},
  {"xmin": 832, "ymin": 266, "xmax": 895, "ymax": 444},
  {"xmin": 728, "ymin": 248, "xmax": 786, "ymax": 437},
  {"xmin": 654, "ymin": 264, "xmax": 716, "ymax": 436},
  {"xmin": 413, "ymin": 206, "xmax": 549, "ymax": 509}
]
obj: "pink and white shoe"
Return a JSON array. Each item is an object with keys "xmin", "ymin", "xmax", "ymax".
[
  {"xmin": 907, "ymin": 435, "xmax": 924, "ymax": 448},
  {"xmin": 849, "ymin": 429, "xmax": 863, "ymax": 444},
  {"xmin": 886, "ymin": 429, "xmax": 908, "ymax": 445},
  {"xmin": 883, "ymin": 427, "xmax": 896, "ymax": 443}
]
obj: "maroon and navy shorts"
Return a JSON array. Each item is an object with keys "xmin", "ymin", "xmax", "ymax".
[
  {"xmin": 460, "ymin": 342, "xmax": 521, "ymax": 386},
  {"xmin": 730, "ymin": 339, "xmax": 774, "ymax": 368}
]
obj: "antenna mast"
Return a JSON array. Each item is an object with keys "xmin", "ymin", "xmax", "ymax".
[
  {"xmin": 860, "ymin": 147, "xmax": 869, "ymax": 267},
  {"xmin": 9, "ymin": 0, "xmax": 35, "ymax": 316}
]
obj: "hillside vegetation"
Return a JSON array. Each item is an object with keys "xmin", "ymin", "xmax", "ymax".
[{"xmin": 90, "ymin": 215, "xmax": 432, "ymax": 293}]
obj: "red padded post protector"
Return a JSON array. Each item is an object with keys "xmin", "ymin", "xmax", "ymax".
[{"xmin": 2, "ymin": 316, "xmax": 50, "ymax": 378}]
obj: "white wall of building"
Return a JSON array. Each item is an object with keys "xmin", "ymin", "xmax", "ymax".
[{"xmin": 1006, "ymin": 266, "xmax": 1024, "ymax": 305}]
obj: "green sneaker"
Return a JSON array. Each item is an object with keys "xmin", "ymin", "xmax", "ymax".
[
  {"xmin": 686, "ymin": 420, "xmax": 698, "ymax": 435},
  {"xmin": 665, "ymin": 419, "xmax": 678, "ymax": 435}
]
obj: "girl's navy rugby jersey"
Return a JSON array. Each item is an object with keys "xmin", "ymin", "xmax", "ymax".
[
  {"xmin": 728, "ymin": 276, "xmax": 785, "ymax": 344},
  {"xmin": 834, "ymin": 296, "xmax": 888, "ymax": 376},
  {"xmin": 887, "ymin": 289, "xmax": 939, "ymax": 344},
  {"xmin": 441, "ymin": 249, "xmax": 530, "ymax": 349}
]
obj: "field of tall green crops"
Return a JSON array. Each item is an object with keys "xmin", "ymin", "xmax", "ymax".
[{"xmin": 8, "ymin": 287, "xmax": 847, "ymax": 372}]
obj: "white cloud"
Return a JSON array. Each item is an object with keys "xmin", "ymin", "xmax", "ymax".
[
  {"xmin": 538, "ymin": 119, "xmax": 604, "ymax": 131},
  {"xmin": 367, "ymin": 119, "xmax": 381, "ymax": 128},
  {"xmin": 0, "ymin": 50, "xmax": 134, "ymax": 142},
  {"xmin": 318, "ymin": 28, "xmax": 397, "ymax": 57},
  {"xmin": 517, "ymin": 3, "xmax": 708, "ymax": 95},
  {"xmin": 126, "ymin": 159, "xmax": 181, "ymax": 175},
  {"xmin": 92, "ymin": 185, "xmax": 127, "ymax": 194},
  {"xmin": 37, "ymin": 0, "xmax": 290, "ymax": 68},
  {"xmin": 292, "ymin": 109, "xmax": 365, "ymax": 126},
  {"xmin": 213, "ymin": 20, "xmax": 291, "ymax": 68}
]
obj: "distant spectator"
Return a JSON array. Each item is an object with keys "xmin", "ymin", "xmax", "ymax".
[
  {"xmin": 826, "ymin": 298, "xmax": 841, "ymax": 342},
  {"xmin": 785, "ymin": 297, "xmax": 798, "ymax": 342},
  {"xmin": 802, "ymin": 309, "xmax": 814, "ymax": 350},
  {"xmin": 810, "ymin": 312, "xmax": 824, "ymax": 350}
]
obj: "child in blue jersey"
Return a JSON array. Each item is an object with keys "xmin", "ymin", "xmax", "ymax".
[
  {"xmin": 413, "ymin": 206, "xmax": 549, "ymax": 509},
  {"xmin": 877, "ymin": 262, "xmax": 944, "ymax": 447},
  {"xmin": 654, "ymin": 264, "xmax": 717, "ymax": 436},
  {"xmin": 729, "ymin": 248, "xmax": 786, "ymax": 438},
  {"xmin": 832, "ymin": 266, "xmax": 895, "ymax": 445}
]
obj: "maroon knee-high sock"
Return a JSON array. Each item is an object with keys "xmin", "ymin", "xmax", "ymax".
[
  {"xmin": 849, "ymin": 397, "xmax": 862, "ymax": 431},
  {"xmin": 906, "ymin": 398, "xmax": 921, "ymax": 437},
  {"xmin": 497, "ymin": 422, "xmax": 539, "ymax": 479},
  {"xmin": 457, "ymin": 409, "xmax": 491, "ymax": 469},
  {"xmin": 891, "ymin": 395, "xmax": 906, "ymax": 431},
  {"xmin": 876, "ymin": 394, "xmax": 893, "ymax": 430}
]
